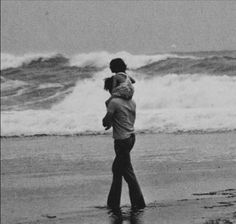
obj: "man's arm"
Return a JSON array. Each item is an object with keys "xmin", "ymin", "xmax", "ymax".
[
  {"xmin": 102, "ymin": 112, "xmax": 113, "ymax": 130},
  {"xmin": 103, "ymin": 99, "xmax": 117, "ymax": 130}
]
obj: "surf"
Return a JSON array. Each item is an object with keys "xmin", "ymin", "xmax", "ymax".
[{"xmin": 1, "ymin": 50, "xmax": 236, "ymax": 137}]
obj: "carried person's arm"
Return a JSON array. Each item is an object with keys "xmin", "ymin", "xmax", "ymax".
[{"xmin": 112, "ymin": 76, "xmax": 119, "ymax": 90}]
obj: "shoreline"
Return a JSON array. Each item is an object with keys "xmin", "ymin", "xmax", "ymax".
[{"xmin": 1, "ymin": 129, "xmax": 236, "ymax": 139}]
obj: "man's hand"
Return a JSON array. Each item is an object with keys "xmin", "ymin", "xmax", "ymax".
[
  {"xmin": 104, "ymin": 125, "xmax": 111, "ymax": 130},
  {"xmin": 103, "ymin": 112, "xmax": 113, "ymax": 130}
]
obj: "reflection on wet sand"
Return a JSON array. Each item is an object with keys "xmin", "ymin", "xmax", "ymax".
[{"xmin": 108, "ymin": 208, "xmax": 144, "ymax": 224}]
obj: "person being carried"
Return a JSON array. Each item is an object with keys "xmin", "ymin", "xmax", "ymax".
[{"xmin": 105, "ymin": 58, "xmax": 135, "ymax": 106}]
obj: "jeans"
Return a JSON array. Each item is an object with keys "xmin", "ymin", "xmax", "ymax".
[{"xmin": 107, "ymin": 134, "xmax": 146, "ymax": 209}]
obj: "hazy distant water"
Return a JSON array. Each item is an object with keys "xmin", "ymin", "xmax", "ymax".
[{"xmin": 1, "ymin": 51, "xmax": 236, "ymax": 137}]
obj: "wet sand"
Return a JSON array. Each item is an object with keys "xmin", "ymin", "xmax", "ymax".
[{"xmin": 1, "ymin": 132, "xmax": 236, "ymax": 224}]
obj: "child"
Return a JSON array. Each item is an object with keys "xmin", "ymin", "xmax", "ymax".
[
  {"xmin": 105, "ymin": 58, "xmax": 135, "ymax": 106},
  {"xmin": 112, "ymin": 71, "xmax": 135, "ymax": 100}
]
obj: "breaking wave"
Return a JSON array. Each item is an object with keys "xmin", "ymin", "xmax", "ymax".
[{"xmin": 1, "ymin": 50, "xmax": 236, "ymax": 137}]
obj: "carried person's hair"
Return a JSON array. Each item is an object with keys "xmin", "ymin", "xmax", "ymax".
[
  {"xmin": 109, "ymin": 58, "xmax": 127, "ymax": 73},
  {"xmin": 104, "ymin": 76, "xmax": 114, "ymax": 94}
]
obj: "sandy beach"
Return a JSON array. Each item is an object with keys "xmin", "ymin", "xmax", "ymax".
[{"xmin": 1, "ymin": 132, "xmax": 236, "ymax": 224}]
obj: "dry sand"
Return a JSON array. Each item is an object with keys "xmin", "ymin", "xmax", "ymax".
[{"xmin": 1, "ymin": 132, "xmax": 236, "ymax": 224}]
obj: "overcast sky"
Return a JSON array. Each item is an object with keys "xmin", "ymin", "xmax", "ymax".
[{"xmin": 1, "ymin": 1, "xmax": 236, "ymax": 55}]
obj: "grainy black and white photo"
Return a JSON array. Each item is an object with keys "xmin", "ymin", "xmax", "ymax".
[{"xmin": 1, "ymin": 1, "xmax": 236, "ymax": 224}]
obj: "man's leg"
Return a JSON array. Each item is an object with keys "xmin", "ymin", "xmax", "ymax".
[
  {"xmin": 107, "ymin": 153, "xmax": 123, "ymax": 209},
  {"xmin": 123, "ymin": 159, "xmax": 146, "ymax": 209},
  {"xmin": 115, "ymin": 135, "xmax": 146, "ymax": 209}
]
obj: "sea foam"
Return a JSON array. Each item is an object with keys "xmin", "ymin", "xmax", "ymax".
[
  {"xmin": 1, "ymin": 70, "xmax": 236, "ymax": 136},
  {"xmin": 1, "ymin": 52, "xmax": 57, "ymax": 70}
]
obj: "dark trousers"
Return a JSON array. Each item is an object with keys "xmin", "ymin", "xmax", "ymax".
[{"xmin": 107, "ymin": 134, "xmax": 146, "ymax": 209}]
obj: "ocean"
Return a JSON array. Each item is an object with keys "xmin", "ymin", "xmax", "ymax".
[
  {"xmin": 1, "ymin": 51, "xmax": 236, "ymax": 224},
  {"xmin": 1, "ymin": 50, "xmax": 236, "ymax": 137}
]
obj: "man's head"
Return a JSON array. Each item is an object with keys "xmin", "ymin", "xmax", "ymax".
[
  {"xmin": 104, "ymin": 76, "xmax": 114, "ymax": 94},
  {"xmin": 109, "ymin": 58, "xmax": 127, "ymax": 73}
]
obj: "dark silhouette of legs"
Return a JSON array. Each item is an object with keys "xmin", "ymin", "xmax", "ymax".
[
  {"xmin": 107, "ymin": 156, "xmax": 123, "ymax": 209},
  {"xmin": 107, "ymin": 134, "xmax": 145, "ymax": 209}
]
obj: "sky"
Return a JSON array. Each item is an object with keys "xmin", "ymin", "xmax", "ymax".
[{"xmin": 1, "ymin": 0, "xmax": 236, "ymax": 55}]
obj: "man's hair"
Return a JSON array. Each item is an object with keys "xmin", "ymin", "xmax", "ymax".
[
  {"xmin": 104, "ymin": 76, "xmax": 113, "ymax": 94},
  {"xmin": 109, "ymin": 58, "xmax": 127, "ymax": 73}
]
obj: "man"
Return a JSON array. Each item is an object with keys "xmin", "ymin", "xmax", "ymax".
[{"xmin": 103, "ymin": 73, "xmax": 146, "ymax": 211}]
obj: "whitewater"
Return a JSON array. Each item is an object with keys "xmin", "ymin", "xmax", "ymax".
[{"xmin": 1, "ymin": 51, "xmax": 236, "ymax": 137}]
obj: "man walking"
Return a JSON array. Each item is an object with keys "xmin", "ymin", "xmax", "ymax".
[{"xmin": 103, "ymin": 72, "xmax": 146, "ymax": 210}]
